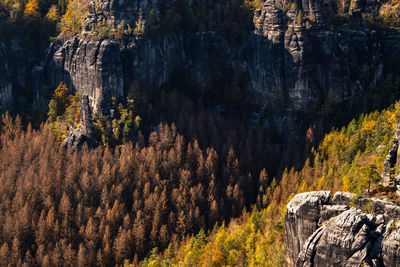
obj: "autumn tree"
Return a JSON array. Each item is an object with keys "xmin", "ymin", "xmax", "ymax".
[
  {"xmin": 60, "ymin": 0, "xmax": 89, "ymax": 33},
  {"xmin": 24, "ymin": 0, "xmax": 40, "ymax": 19},
  {"xmin": 45, "ymin": 5, "xmax": 59, "ymax": 22}
]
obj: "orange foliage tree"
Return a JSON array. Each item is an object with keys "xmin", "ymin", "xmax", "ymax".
[
  {"xmin": 24, "ymin": 0, "xmax": 40, "ymax": 19},
  {"xmin": 45, "ymin": 5, "xmax": 59, "ymax": 22},
  {"xmin": 60, "ymin": 0, "xmax": 89, "ymax": 33}
]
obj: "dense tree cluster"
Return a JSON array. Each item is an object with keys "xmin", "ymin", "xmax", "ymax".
[
  {"xmin": 138, "ymin": 98, "xmax": 400, "ymax": 267},
  {"xmin": 132, "ymin": 87, "xmax": 307, "ymax": 183},
  {"xmin": 0, "ymin": 111, "xmax": 259, "ymax": 265},
  {"xmin": 0, "ymin": 0, "xmax": 63, "ymax": 44}
]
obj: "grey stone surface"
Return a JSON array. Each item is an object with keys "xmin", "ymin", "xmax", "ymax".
[
  {"xmin": 124, "ymin": 32, "xmax": 235, "ymax": 89},
  {"xmin": 381, "ymin": 221, "xmax": 400, "ymax": 267},
  {"xmin": 284, "ymin": 191, "xmax": 331, "ymax": 267},
  {"xmin": 30, "ymin": 0, "xmax": 400, "ymax": 117},
  {"xmin": 285, "ymin": 191, "xmax": 400, "ymax": 267},
  {"xmin": 331, "ymin": 191, "xmax": 356, "ymax": 205},
  {"xmin": 44, "ymin": 37, "xmax": 124, "ymax": 114},
  {"xmin": 247, "ymin": 0, "xmax": 392, "ymax": 111}
]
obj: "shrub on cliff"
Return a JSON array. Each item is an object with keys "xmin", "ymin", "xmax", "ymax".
[{"xmin": 380, "ymin": 0, "xmax": 400, "ymax": 26}]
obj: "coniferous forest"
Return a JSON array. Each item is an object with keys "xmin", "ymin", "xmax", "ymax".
[{"xmin": 1, "ymin": 0, "xmax": 400, "ymax": 266}]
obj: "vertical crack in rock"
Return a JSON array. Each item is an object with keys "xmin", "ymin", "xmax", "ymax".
[{"xmin": 0, "ymin": 43, "xmax": 12, "ymax": 107}]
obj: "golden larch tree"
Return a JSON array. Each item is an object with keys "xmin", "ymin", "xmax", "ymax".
[{"xmin": 24, "ymin": 0, "xmax": 40, "ymax": 18}]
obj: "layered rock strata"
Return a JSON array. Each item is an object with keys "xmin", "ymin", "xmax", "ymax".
[{"xmin": 248, "ymin": 0, "xmax": 386, "ymax": 110}]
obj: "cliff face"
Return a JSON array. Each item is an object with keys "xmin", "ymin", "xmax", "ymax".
[
  {"xmin": 248, "ymin": 0, "xmax": 390, "ymax": 111},
  {"xmin": 285, "ymin": 191, "xmax": 400, "ymax": 267},
  {"xmin": 11, "ymin": 0, "xmax": 396, "ymax": 115},
  {"xmin": 44, "ymin": 37, "xmax": 123, "ymax": 113},
  {"xmin": 124, "ymin": 32, "xmax": 235, "ymax": 89},
  {"xmin": 0, "ymin": 43, "xmax": 12, "ymax": 107}
]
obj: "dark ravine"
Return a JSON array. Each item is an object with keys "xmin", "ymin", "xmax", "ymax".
[{"xmin": 285, "ymin": 191, "xmax": 400, "ymax": 267}]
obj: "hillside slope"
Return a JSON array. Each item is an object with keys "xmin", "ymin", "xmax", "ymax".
[{"xmin": 138, "ymin": 101, "xmax": 400, "ymax": 266}]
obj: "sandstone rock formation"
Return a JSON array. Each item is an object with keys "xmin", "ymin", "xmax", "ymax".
[
  {"xmin": 16, "ymin": 0, "xmax": 396, "ymax": 119},
  {"xmin": 81, "ymin": 0, "xmax": 400, "ymax": 113},
  {"xmin": 0, "ymin": 43, "xmax": 12, "ymax": 107},
  {"xmin": 84, "ymin": 0, "xmax": 154, "ymax": 30},
  {"xmin": 248, "ymin": 0, "xmax": 387, "ymax": 111},
  {"xmin": 285, "ymin": 190, "xmax": 331, "ymax": 267},
  {"xmin": 62, "ymin": 95, "xmax": 94, "ymax": 150},
  {"xmin": 124, "ymin": 32, "xmax": 235, "ymax": 89},
  {"xmin": 285, "ymin": 191, "xmax": 400, "ymax": 267},
  {"xmin": 44, "ymin": 37, "xmax": 124, "ymax": 113}
]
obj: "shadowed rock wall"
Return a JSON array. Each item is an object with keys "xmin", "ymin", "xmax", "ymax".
[{"xmin": 0, "ymin": 43, "xmax": 12, "ymax": 107}]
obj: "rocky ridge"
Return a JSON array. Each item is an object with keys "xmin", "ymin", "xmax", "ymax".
[
  {"xmin": 1, "ymin": 0, "xmax": 399, "ymax": 117},
  {"xmin": 285, "ymin": 191, "xmax": 400, "ymax": 267},
  {"xmin": 248, "ymin": 0, "xmax": 389, "ymax": 111},
  {"xmin": 41, "ymin": 0, "xmax": 400, "ymax": 115}
]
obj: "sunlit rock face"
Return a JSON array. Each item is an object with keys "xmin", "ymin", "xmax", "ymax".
[{"xmin": 285, "ymin": 191, "xmax": 400, "ymax": 267}]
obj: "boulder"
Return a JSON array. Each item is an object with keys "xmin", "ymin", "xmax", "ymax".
[{"xmin": 285, "ymin": 191, "xmax": 400, "ymax": 267}]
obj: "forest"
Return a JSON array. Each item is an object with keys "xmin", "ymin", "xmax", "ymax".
[
  {"xmin": 136, "ymin": 100, "xmax": 400, "ymax": 266},
  {"xmin": 1, "ymin": 0, "xmax": 400, "ymax": 266},
  {"xmin": 1, "ymin": 88, "xmax": 399, "ymax": 266}
]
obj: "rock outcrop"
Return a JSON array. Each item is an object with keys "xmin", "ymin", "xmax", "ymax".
[
  {"xmin": 84, "ymin": 0, "xmax": 157, "ymax": 30},
  {"xmin": 62, "ymin": 95, "xmax": 94, "ymax": 150},
  {"xmin": 86, "ymin": 0, "xmax": 400, "ymax": 113},
  {"xmin": 0, "ymin": 43, "xmax": 12, "ymax": 107},
  {"xmin": 44, "ymin": 37, "xmax": 123, "ymax": 113},
  {"xmin": 285, "ymin": 191, "xmax": 331, "ymax": 267},
  {"xmin": 285, "ymin": 191, "xmax": 400, "ymax": 267}
]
